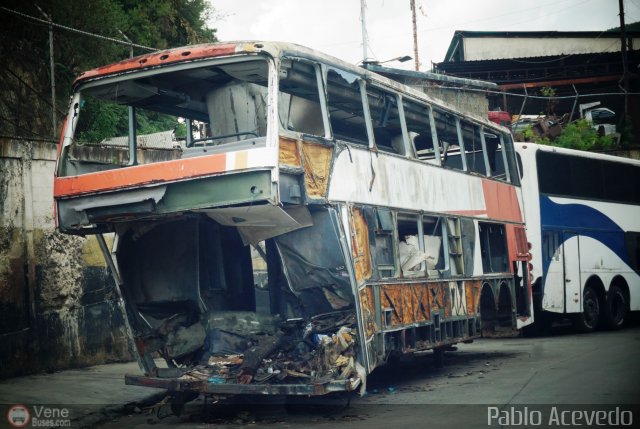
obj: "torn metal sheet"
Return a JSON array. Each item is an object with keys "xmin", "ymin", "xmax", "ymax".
[{"xmin": 301, "ymin": 142, "xmax": 333, "ymax": 198}]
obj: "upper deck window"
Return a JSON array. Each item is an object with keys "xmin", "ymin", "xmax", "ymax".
[
  {"xmin": 325, "ymin": 67, "xmax": 369, "ymax": 146},
  {"xmin": 58, "ymin": 59, "xmax": 271, "ymax": 177},
  {"xmin": 366, "ymin": 87, "xmax": 406, "ymax": 155},
  {"xmin": 278, "ymin": 59, "xmax": 327, "ymax": 137}
]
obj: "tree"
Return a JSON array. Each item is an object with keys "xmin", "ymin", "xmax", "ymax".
[{"xmin": 0, "ymin": 0, "xmax": 217, "ymax": 140}]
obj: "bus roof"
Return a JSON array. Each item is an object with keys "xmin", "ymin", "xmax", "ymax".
[
  {"xmin": 515, "ymin": 142, "xmax": 640, "ymax": 166},
  {"xmin": 73, "ymin": 41, "xmax": 505, "ymax": 133}
]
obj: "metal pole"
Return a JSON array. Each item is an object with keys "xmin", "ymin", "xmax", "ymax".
[
  {"xmin": 36, "ymin": 5, "xmax": 56, "ymax": 139},
  {"xmin": 117, "ymin": 28, "xmax": 134, "ymax": 58},
  {"xmin": 360, "ymin": 0, "xmax": 369, "ymax": 62},
  {"xmin": 410, "ymin": 0, "xmax": 420, "ymax": 71},
  {"xmin": 618, "ymin": 0, "xmax": 629, "ymax": 118},
  {"xmin": 568, "ymin": 84, "xmax": 579, "ymax": 123}
]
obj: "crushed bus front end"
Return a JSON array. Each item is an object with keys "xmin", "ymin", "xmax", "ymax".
[{"xmin": 53, "ymin": 43, "xmax": 365, "ymax": 397}]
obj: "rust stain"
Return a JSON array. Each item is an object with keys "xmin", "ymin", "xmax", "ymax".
[
  {"xmin": 409, "ymin": 283, "xmax": 430, "ymax": 322},
  {"xmin": 380, "ymin": 283, "xmax": 431, "ymax": 326},
  {"xmin": 278, "ymin": 137, "xmax": 301, "ymax": 166},
  {"xmin": 359, "ymin": 287, "xmax": 377, "ymax": 338},
  {"xmin": 428, "ymin": 282, "xmax": 452, "ymax": 318},
  {"xmin": 75, "ymin": 44, "xmax": 238, "ymax": 85},
  {"xmin": 466, "ymin": 280, "xmax": 482, "ymax": 315},
  {"xmin": 300, "ymin": 142, "xmax": 333, "ymax": 198},
  {"xmin": 350, "ymin": 207, "xmax": 372, "ymax": 283},
  {"xmin": 381, "ymin": 284, "xmax": 404, "ymax": 326}
]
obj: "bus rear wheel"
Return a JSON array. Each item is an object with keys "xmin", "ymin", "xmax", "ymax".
[
  {"xmin": 603, "ymin": 285, "xmax": 627, "ymax": 329},
  {"xmin": 574, "ymin": 285, "xmax": 600, "ymax": 333}
]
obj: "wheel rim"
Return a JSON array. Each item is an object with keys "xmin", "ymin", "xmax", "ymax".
[{"xmin": 583, "ymin": 289, "xmax": 600, "ymax": 329}]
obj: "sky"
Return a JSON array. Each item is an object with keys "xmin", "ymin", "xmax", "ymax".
[{"xmin": 206, "ymin": 0, "xmax": 640, "ymax": 71}]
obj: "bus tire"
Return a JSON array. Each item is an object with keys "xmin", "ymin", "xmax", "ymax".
[
  {"xmin": 573, "ymin": 285, "xmax": 601, "ymax": 333},
  {"xmin": 603, "ymin": 285, "xmax": 627, "ymax": 330}
]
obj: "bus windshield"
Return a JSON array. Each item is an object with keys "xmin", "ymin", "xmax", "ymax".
[{"xmin": 58, "ymin": 59, "xmax": 270, "ymax": 177}]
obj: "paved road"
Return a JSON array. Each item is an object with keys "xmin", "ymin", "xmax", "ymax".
[{"xmin": 98, "ymin": 326, "xmax": 640, "ymax": 428}]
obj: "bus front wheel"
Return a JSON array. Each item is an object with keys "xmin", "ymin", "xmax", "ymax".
[
  {"xmin": 574, "ymin": 285, "xmax": 601, "ymax": 333},
  {"xmin": 603, "ymin": 285, "xmax": 627, "ymax": 329}
]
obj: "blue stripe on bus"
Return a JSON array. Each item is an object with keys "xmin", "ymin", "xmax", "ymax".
[{"xmin": 539, "ymin": 194, "xmax": 629, "ymax": 279}]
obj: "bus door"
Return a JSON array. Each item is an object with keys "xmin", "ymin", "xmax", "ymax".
[
  {"xmin": 562, "ymin": 232, "xmax": 581, "ymax": 314},
  {"xmin": 542, "ymin": 230, "xmax": 581, "ymax": 314}
]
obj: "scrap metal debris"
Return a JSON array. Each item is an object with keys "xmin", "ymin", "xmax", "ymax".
[{"xmin": 161, "ymin": 312, "xmax": 360, "ymax": 387}]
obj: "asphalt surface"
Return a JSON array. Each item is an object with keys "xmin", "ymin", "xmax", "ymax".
[{"xmin": 95, "ymin": 325, "xmax": 640, "ymax": 428}]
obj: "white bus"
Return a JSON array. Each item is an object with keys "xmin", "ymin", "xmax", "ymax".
[{"xmin": 515, "ymin": 142, "xmax": 640, "ymax": 332}]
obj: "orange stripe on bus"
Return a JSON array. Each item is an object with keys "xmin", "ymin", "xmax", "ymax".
[
  {"xmin": 54, "ymin": 153, "xmax": 228, "ymax": 197},
  {"xmin": 482, "ymin": 179, "xmax": 523, "ymax": 223}
]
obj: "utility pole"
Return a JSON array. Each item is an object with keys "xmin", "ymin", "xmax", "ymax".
[
  {"xmin": 36, "ymin": 5, "xmax": 56, "ymax": 139},
  {"xmin": 619, "ymin": 0, "xmax": 629, "ymax": 118},
  {"xmin": 360, "ymin": 0, "xmax": 370, "ymax": 62},
  {"xmin": 410, "ymin": 0, "xmax": 420, "ymax": 71}
]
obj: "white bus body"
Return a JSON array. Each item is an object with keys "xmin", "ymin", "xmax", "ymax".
[{"xmin": 515, "ymin": 142, "xmax": 640, "ymax": 331}]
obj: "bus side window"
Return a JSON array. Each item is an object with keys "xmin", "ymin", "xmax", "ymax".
[
  {"xmin": 479, "ymin": 222, "xmax": 508, "ymax": 273},
  {"xmin": 397, "ymin": 213, "xmax": 424, "ymax": 277},
  {"xmin": 481, "ymin": 131, "xmax": 514, "ymax": 183},
  {"xmin": 374, "ymin": 208, "xmax": 396, "ymax": 278},
  {"xmin": 423, "ymin": 215, "xmax": 448, "ymax": 276},
  {"xmin": 433, "ymin": 109, "xmax": 466, "ymax": 172},
  {"xmin": 403, "ymin": 98, "xmax": 437, "ymax": 162},
  {"xmin": 502, "ymin": 133, "xmax": 519, "ymax": 185},
  {"xmin": 278, "ymin": 59, "xmax": 327, "ymax": 137},
  {"xmin": 367, "ymin": 86, "xmax": 406, "ymax": 155},
  {"xmin": 460, "ymin": 120, "xmax": 487, "ymax": 176},
  {"xmin": 326, "ymin": 67, "xmax": 369, "ymax": 146}
]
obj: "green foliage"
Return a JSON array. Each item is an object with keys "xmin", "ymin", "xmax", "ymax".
[
  {"xmin": 76, "ymin": 99, "xmax": 129, "ymax": 143},
  {"xmin": 539, "ymin": 86, "xmax": 557, "ymax": 116},
  {"xmin": 536, "ymin": 119, "xmax": 614, "ymax": 151},
  {"xmin": 0, "ymin": 0, "xmax": 217, "ymax": 140}
]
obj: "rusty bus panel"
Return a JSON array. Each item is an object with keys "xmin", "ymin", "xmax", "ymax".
[
  {"xmin": 300, "ymin": 142, "xmax": 333, "ymax": 199},
  {"xmin": 278, "ymin": 137, "xmax": 302, "ymax": 167},
  {"xmin": 350, "ymin": 207, "xmax": 373, "ymax": 284}
]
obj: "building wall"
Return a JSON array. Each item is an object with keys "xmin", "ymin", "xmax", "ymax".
[
  {"xmin": 411, "ymin": 84, "xmax": 489, "ymax": 120},
  {"xmin": 462, "ymin": 37, "xmax": 640, "ymax": 61},
  {"xmin": 0, "ymin": 138, "xmax": 131, "ymax": 379}
]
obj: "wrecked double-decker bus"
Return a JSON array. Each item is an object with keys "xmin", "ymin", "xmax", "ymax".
[{"xmin": 53, "ymin": 42, "xmax": 533, "ymax": 401}]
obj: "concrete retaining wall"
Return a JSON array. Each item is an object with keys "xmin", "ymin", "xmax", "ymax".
[{"xmin": 0, "ymin": 138, "xmax": 131, "ymax": 379}]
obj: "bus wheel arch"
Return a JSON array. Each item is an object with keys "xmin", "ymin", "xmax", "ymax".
[
  {"xmin": 604, "ymin": 276, "xmax": 629, "ymax": 329},
  {"xmin": 574, "ymin": 276, "xmax": 605, "ymax": 333},
  {"xmin": 497, "ymin": 282, "xmax": 515, "ymax": 328},
  {"xmin": 479, "ymin": 283, "xmax": 497, "ymax": 334}
]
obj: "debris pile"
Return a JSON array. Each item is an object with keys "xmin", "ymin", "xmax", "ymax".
[{"xmin": 165, "ymin": 312, "xmax": 360, "ymax": 387}]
